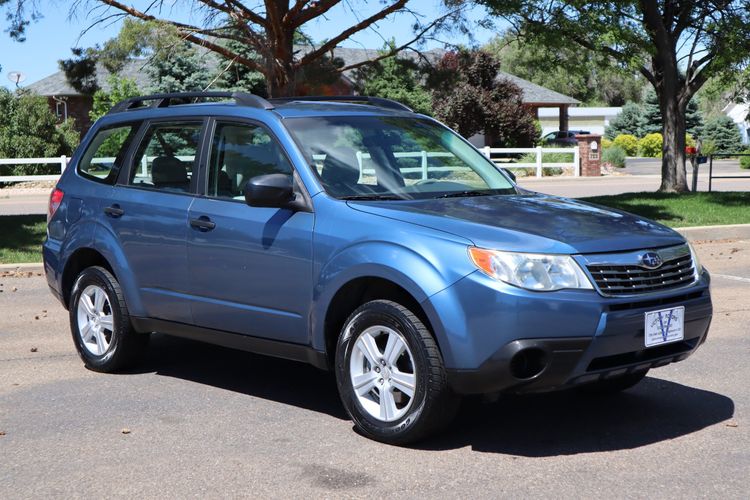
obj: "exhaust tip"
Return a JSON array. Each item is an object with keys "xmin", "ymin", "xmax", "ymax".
[{"xmin": 510, "ymin": 348, "xmax": 548, "ymax": 380}]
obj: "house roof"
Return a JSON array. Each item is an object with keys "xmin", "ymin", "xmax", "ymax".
[
  {"xmin": 496, "ymin": 70, "xmax": 580, "ymax": 106},
  {"xmin": 26, "ymin": 46, "xmax": 579, "ymax": 107}
]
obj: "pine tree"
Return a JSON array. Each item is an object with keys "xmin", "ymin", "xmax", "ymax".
[
  {"xmin": 701, "ymin": 116, "xmax": 743, "ymax": 154},
  {"xmin": 642, "ymin": 89, "xmax": 703, "ymax": 137},
  {"xmin": 147, "ymin": 42, "xmax": 212, "ymax": 93},
  {"xmin": 605, "ymin": 102, "xmax": 645, "ymax": 139}
]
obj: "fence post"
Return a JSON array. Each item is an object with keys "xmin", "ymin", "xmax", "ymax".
[
  {"xmin": 536, "ymin": 146, "xmax": 543, "ymax": 178},
  {"xmin": 141, "ymin": 156, "xmax": 148, "ymax": 176},
  {"xmin": 573, "ymin": 146, "xmax": 580, "ymax": 177},
  {"xmin": 60, "ymin": 155, "xmax": 67, "ymax": 174},
  {"xmin": 420, "ymin": 151, "xmax": 428, "ymax": 180},
  {"xmin": 356, "ymin": 151, "xmax": 364, "ymax": 182},
  {"xmin": 482, "ymin": 146, "xmax": 491, "ymax": 159}
]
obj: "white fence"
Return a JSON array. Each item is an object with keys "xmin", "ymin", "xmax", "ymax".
[
  {"xmin": 481, "ymin": 146, "xmax": 580, "ymax": 177},
  {"xmin": 0, "ymin": 156, "xmax": 69, "ymax": 183},
  {"xmin": 0, "ymin": 146, "xmax": 580, "ymax": 184}
]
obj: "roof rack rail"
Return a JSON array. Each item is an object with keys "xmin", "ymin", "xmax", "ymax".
[
  {"xmin": 108, "ymin": 91, "xmax": 274, "ymax": 114},
  {"xmin": 268, "ymin": 95, "xmax": 413, "ymax": 112}
]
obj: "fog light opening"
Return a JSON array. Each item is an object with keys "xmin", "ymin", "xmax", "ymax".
[{"xmin": 510, "ymin": 348, "xmax": 548, "ymax": 380}]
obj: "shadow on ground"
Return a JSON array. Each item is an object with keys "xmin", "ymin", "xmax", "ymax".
[
  {"xmin": 419, "ymin": 377, "xmax": 734, "ymax": 455},
  {"xmin": 128, "ymin": 333, "xmax": 347, "ymax": 420},
  {"xmin": 128, "ymin": 334, "xmax": 733, "ymax": 455}
]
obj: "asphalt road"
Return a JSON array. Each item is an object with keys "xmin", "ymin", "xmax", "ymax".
[{"xmin": 1, "ymin": 240, "xmax": 748, "ymax": 498}]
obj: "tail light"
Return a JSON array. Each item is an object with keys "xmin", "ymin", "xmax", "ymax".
[{"xmin": 48, "ymin": 187, "xmax": 64, "ymax": 222}]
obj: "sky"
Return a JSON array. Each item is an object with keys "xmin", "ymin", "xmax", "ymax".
[{"xmin": 0, "ymin": 0, "xmax": 504, "ymax": 90}]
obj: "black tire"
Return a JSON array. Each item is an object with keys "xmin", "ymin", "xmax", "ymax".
[
  {"xmin": 580, "ymin": 370, "xmax": 649, "ymax": 395},
  {"xmin": 69, "ymin": 266, "xmax": 148, "ymax": 372},
  {"xmin": 335, "ymin": 300, "xmax": 459, "ymax": 445}
]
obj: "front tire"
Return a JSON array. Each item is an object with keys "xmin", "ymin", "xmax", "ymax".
[
  {"xmin": 335, "ymin": 300, "xmax": 459, "ymax": 445},
  {"xmin": 69, "ymin": 266, "xmax": 148, "ymax": 372}
]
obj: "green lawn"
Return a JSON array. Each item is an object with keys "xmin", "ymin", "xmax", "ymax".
[
  {"xmin": 0, "ymin": 215, "xmax": 46, "ymax": 264},
  {"xmin": 582, "ymin": 192, "xmax": 750, "ymax": 228}
]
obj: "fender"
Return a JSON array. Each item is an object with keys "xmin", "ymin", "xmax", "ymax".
[{"xmin": 309, "ymin": 240, "xmax": 473, "ymax": 363}]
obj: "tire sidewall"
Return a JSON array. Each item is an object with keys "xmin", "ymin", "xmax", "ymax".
[
  {"xmin": 69, "ymin": 267, "xmax": 126, "ymax": 370},
  {"xmin": 336, "ymin": 302, "xmax": 430, "ymax": 441}
]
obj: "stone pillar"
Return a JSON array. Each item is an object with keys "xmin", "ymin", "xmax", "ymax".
[{"xmin": 576, "ymin": 134, "xmax": 602, "ymax": 176}]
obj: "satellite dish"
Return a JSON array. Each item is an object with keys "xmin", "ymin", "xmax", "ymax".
[{"xmin": 7, "ymin": 71, "xmax": 26, "ymax": 87}]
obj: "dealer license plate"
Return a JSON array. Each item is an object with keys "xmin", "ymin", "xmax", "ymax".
[{"xmin": 644, "ymin": 306, "xmax": 685, "ymax": 347}]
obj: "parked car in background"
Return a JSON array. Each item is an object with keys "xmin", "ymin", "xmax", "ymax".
[
  {"xmin": 44, "ymin": 93, "xmax": 712, "ymax": 445},
  {"xmin": 542, "ymin": 130, "xmax": 590, "ymax": 146}
]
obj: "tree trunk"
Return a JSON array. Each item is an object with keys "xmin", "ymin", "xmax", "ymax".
[{"xmin": 658, "ymin": 88, "xmax": 689, "ymax": 192}]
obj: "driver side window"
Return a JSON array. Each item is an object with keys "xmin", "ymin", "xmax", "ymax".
[{"xmin": 208, "ymin": 122, "xmax": 293, "ymax": 199}]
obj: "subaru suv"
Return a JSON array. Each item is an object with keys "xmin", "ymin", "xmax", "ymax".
[{"xmin": 44, "ymin": 92, "xmax": 712, "ymax": 444}]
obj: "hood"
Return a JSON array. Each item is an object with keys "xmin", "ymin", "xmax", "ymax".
[{"xmin": 348, "ymin": 193, "xmax": 685, "ymax": 254}]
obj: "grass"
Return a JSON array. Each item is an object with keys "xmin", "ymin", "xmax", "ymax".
[
  {"xmin": 582, "ymin": 192, "xmax": 750, "ymax": 228},
  {"xmin": 0, "ymin": 215, "xmax": 46, "ymax": 264}
]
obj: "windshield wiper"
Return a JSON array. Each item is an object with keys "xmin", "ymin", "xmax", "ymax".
[
  {"xmin": 340, "ymin": 194, "xmax": 404, "ymax": 201},
  {"xmin": 434, "ymin": 190, "xmax": 496, "ymax": 199}
]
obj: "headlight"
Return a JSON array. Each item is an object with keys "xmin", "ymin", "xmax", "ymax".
[
  {"xmin": 688, "ymin": 241, "xmax": 703, "ymax": 276},
  {"xmin": 468, "ymin": 247, "xmax": 593, "ymax": 291}
]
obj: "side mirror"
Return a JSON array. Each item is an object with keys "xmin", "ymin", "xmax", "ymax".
[
  {"xmin": 501, "ymin": 168, "xmax": 517, "ymax": 183},
  {"xmin": 243, "ymin": 174, "xmax": 295, "ymax": 208}
]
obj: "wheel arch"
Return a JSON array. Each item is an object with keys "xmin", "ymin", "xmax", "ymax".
[
  {"xmin": 61, "ymin": 247, "xmax": 117, "ymax": 309},
  {"xmin": 321, "ymin": 276, "xmax": 439, "ymax": 370}
]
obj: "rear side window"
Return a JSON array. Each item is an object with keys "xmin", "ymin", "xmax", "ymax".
[
  {"xmin": 78, "ymin": 124, "xmax": 139, "ymax": 184},
  {"xmin": 129, "ymin": 121, "xmax": 203, "ymax": 193}
]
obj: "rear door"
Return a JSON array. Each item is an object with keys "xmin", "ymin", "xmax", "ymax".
[
  {"xmin": 185, "ymin": 119, "xmax": 314, "ymax": 344},
  {"xmin": 103, "ymin": 119, "xmax": 206, "ymax": 323}
]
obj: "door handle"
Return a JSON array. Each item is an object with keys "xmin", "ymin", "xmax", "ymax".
[
  {"xmin": 104, "ymin": 205, "xmax": 124, "ymax": 218},
  {"xmin": 189, "ymin": 216, "xmax": 216, "ymax": 231}
]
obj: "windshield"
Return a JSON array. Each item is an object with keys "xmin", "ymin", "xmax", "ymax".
[{"xmin": 283, "ymin": 116, "xmax": 516, "ymax": 200}]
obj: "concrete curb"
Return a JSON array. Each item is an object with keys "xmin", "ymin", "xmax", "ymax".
[
  {"xmin": 675, "ymin": 223, "xmax": 750, "ymax": 242},
  {"xmin": 0, "ymin": 263, "xmax": 44, "ymax": 273}
]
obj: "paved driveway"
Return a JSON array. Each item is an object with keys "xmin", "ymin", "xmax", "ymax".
[{"xmin": 1, "ymin": 240, "xmax": 748, "ymax": 498}]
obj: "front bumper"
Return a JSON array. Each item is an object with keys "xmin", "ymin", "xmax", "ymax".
[{"xmin": 425, "ymin": 270, "xmax": 712, "ymax": 395}]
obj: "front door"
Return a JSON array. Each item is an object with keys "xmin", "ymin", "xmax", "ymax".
[{"xmin": 186, "ymin": 121, "xmax": 314, "ymax": 344}]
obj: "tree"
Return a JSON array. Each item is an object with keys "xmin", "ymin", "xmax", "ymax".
[
  {"xmin": 0, "ymin": 89, "xmax": 79, "ymax": 176},
  {"xmin": 90, "ymin": 75, "xmax": 141, "ymax": 122},
  {"xmin": 3, "ymin": 1, "xmax": 462, "ymax": 97},
  {"xmin": 428, "ymin": 50, "xmax": 537, "ymax": 147},
  {"xmin": 641, "ymin": 89, "xmax": 703, "ymax": 137},
  {"xmin": 484, "ymin": 32, "xmax": 644, "ymax": 106},
  {"xmin": 605, "ymin": 102, "xmax": 646, "ymax": 139},
  {"xmin": 476, "ymin": 1, "xmax": 750, "ymax": 192},
  {"xmin": 355, "ymin": 42, "xmax": 432, "ymax": 115},
  {"xmin": 701, "ymin": 116, "xmax": 743, "ymax": 154},
  {"xmin": 146, "ymin": 42, "xmax": 212, "ymax": 93}
]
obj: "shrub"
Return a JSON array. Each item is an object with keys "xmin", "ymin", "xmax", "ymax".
[
  {"xmin": 613, "ymin": 134, "xmax": 638, "ymax": 156},
  {"xmin": 701, "ymin": 139, "xmax": 717, "ymax": 156},
  {"xmin": 601, "ymin": 137, "xmax": 613, "ymax": 149},
  {"xmin": 638, "ymin": 133, "xmax": 663, "ymax": 157},
  {"xmin": 685, "ymin": 133, "xmax": 696, "ymax": 149},
  {"xmin": 602, "ymin": 145, "xmax": 627, "ymax": 168},
  {"xmin": 740, "ymin": 151, "xmax": 750, "ymax": 169}
]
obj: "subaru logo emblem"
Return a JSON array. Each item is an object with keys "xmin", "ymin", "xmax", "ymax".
[{"xmin": 641, "ymin": 252, "xmax": 663, "ymax": 269}]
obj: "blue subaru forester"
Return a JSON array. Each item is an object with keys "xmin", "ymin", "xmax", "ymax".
[{"xmin": 44, "ymin": 92, "xmax": 712, "ymax": 444}]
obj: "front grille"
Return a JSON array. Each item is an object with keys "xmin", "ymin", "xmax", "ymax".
[{"xmin": 587, "ymin": 253, "xmax": 696, "ymax": 296}]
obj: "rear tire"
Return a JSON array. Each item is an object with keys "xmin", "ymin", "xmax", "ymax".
[
  {"xmin": 335, "ymin": 300, "xmax": 459, "ymax": 445},
  {"xmin": 69, "ymin": 266, "xmax": 148, "ymax": 372},
  {"xmin": 580, "ymin": 370, "xmax": 649, "ymax": 395}
]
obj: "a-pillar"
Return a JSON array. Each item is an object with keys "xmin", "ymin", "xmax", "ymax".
[{"xmin": 575, "ymin": 134, "xmax": 602, "ymax": 176}]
